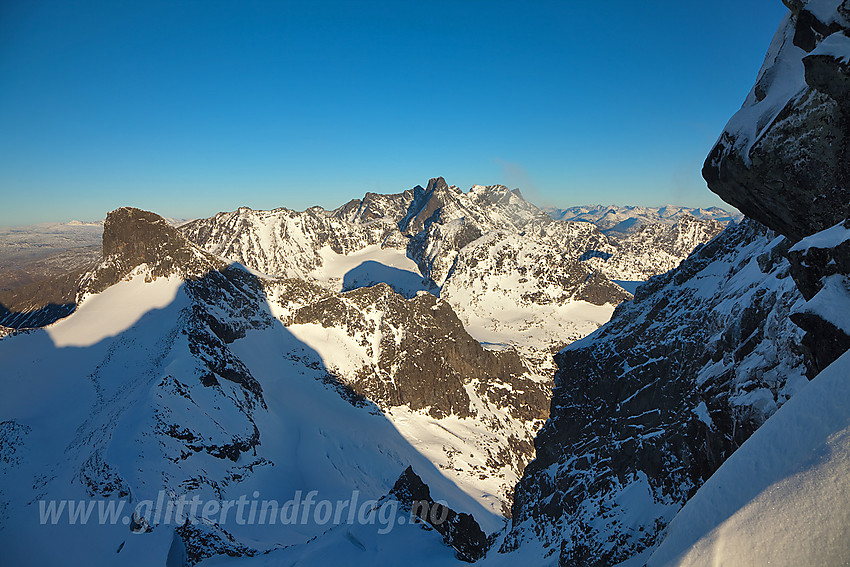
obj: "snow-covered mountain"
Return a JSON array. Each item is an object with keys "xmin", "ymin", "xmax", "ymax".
[
  {"xmin": 546, "ymin": 204, "xmax": 740, "ymax": 232},
  {"xmin": 0, "ymin": 174, "xmax": 742, "ymax": 563},
  {"xmin": 500, "ymin": 218, "xmax": 807, "ymax": 564},
  {"xmin": 0, "ymin": 206, "xmax": 556, "ymax": 564},
  {"xmin": 179, "ymin": 178, "xmax": 727, "ymax": 360}
]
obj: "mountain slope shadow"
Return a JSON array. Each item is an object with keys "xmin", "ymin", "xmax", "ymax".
[
  {"xmin": 0, "ymin": 252, "xmax": 499, "ymax": 566},
  {"xmin": 341, "ymin": 260, "xmax": 431, "ymax": 298}
]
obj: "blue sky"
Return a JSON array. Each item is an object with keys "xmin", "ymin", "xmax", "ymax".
[{"xmin": 0, "ymin": 0, "xmax": 788, "ymax": 226}]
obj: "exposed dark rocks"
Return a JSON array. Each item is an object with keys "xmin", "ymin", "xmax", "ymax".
[
  {"xmin": 504, "ymin": 2, "xmax": 850, "ymax": 564},
  {"xmin": 788, "ymin": 219, "xmax": 850, "ymax": 298},
  {"xmin": 390, "ymin": 466, "xmax": 488, "ymax": 562},
  {"xmin": 787, "ymin": 218, "xmax": 850, "ymax": 375},
  {"xmin": 269, "ymin": 280, "xmax": 532, "ymax": 419},
  {"xmin": 334, "ymin": 189, "xmax": 416, "ymax": 224},
  {"xmin": 504, "ymin": 220, "xmax": 806, "ymax": 565},
  {"xmin": 175, "ymin": 521, "xmax": 257, "ymax": 567},
  {"xmin": 89, "ymin": 207, "xmax": 225, "ymax": 294},
  {"xmin": 0, "ymin": 207, "xmax": 226, "ymax": 330}
]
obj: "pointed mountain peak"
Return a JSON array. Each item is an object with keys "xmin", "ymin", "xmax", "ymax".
[{"xmin": 426, "ymin": 176, "xmax": 448, "ymax": 193}]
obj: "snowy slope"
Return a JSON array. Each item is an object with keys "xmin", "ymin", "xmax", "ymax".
[
  {"xmin": 179, "ymin": 206, "xmax": 407, "ymax": 283},
  {"xmin": 442, "ymin": 231, "xmax": 623, "ymax": 358},
  {"xmin": 261, "ymin": 278, "xmax": 550, "ymax": 515},
  {"xmin": 0, "ymin": 207, "xmax": 550, "ymax": 565},
  {"xmin": 648, "ymin": 349, "xmax": 850, "ymax": 567},
  {"xmin": 179, "ymin": 179, "xmax": 727, "ymax": 381},
  {"xmin": 0, "ymin": 269, "xmax": 495, "ymax": 565}
]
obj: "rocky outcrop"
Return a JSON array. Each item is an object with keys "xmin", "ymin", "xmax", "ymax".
[
  {"xmin": 704, "ymin": 2, "xmax": 850, "ymax": 240},
  {"xmin": 703, "ymin": 0, "xmax": 850, "ymax": 382},
  {"xmin": 269, "ymin": 279, "xmax": 530, "ymax": 419},
  {"xmin": 390, "ymin": 466, "xmax": 488, "ymax": 562},
  {"xmin": 0, "ymin": 207, "xmax": 226, "ymax": 331},
  {"xmin": 263, "ymin": 277, "xmax": 550, "ymax": 509},
  {"xmin": 88, "ymin": 207, "xmax": 225, "ymax": 294},
  {"xmin": 787, "ymin": 218, "xmax": 850, "ymax": 375}
]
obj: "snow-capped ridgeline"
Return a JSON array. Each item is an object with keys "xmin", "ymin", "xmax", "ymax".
[
  {"xmin": 180, "ymin": 178, "xmax": 730, "ymax": 356},
  {"xmin": 0, "ymin": 182, "xmax": 739, "ymax": 566},
  {"xmin": 546, "ymin": 204, "xmax": 740, "ymax": 231},
  {"xmin": 0, "ymin": 207, "xmax": 550, "ymax": 564}
]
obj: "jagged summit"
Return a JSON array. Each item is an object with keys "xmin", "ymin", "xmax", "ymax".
[{"xmin": 425, "ymin": 175, "xmax": 450, "ymax": 193}]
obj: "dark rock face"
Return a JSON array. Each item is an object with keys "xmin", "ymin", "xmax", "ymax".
[
  {"xmin": 90, "ymin": 207, "xmax": 225, "ymax": 294},
  {"xmin": 334, "ymin": 189, "xmax": 416, "ymax": 224},
  {"xmin": 504, "ymin": 220, "xmax": 806, "ymax": 565},
  {"xmin": 703, "ymin": 1, "xmax": 850, "ymax": 381},
  {"xmin": 0, "ymin": 207, "xmax": 228, "ymax": 332},
  {"xmin": 265, "ymin": 278, "xmax": 550, "ymax": 509},
  {"xmin": 0, "ymin": 207, "xmax": 214, "ymax": 331},
  {"xmin": 267, "ymin": 279, "xmax": 537, "ymax": 421},
  {"xmin": 504, "ymin": 3, "xmax": 850, "ymax": 564},
  {"xmin": 390, "ymin": 466, "xmax": 488, "ymax": 562},
  {"xmin": 175, "ymin": 521, "xmax": 257, "ymax": 566},
  {"xmin": 788, "ymin": 219, "xmax": 850, "ymax": 298},
  {"xmin": 787, "ymin": 218, "xmax": 850, "ymax": 375},
  {"xmin": 704, "ymin": 5, "xmax": 850, "ymax": 241}
]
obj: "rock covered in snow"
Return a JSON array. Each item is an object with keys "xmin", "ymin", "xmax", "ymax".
[
  {"xmin": 787, "ymin": 218, "xmax": 850, "ymax": 375},
  {"xmin": 704, "ymin": 0, "xmax": 850, "ymax": 240},
  {"xmin": 390, "ymin": 466, "xmax": 489, "ymax": 562}
]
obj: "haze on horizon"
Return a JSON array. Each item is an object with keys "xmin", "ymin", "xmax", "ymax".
[{"xmin": 0, "ymin": 1, "xmax": 787, "ymax": 226}]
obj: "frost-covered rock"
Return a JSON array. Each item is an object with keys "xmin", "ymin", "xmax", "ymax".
[{"xmin": 502, "ymin": 220, "xmax": 807, "ymax": 565}]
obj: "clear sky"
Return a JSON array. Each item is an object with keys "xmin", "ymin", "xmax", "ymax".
[{"xmin": 0, "ymin": 0, "xmax": 788, "ymax": 226}]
